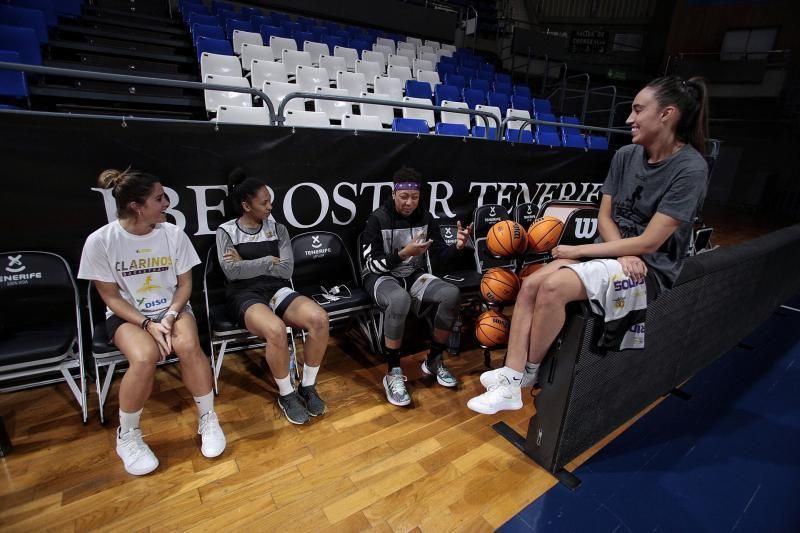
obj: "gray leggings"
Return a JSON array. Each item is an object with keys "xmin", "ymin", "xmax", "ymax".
[{"xmin": 374, "ymin": 277, "xmax": 460, "ymax": 340}]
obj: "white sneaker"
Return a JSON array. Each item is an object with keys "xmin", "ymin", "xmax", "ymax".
[
  {"xmin": 480, "ymin": 367, "xmax": 538, "ymax": 390},
  {"xmin": 116, "ymin": 427, "xmax": 159, "ymax": 476},
  {"xmin": 467, "ymin": 379, "xmax": 523, "ymax": 415},
  {"xmin": 198, "ymin": 411, "xmax": 226, "ymax": 458}
]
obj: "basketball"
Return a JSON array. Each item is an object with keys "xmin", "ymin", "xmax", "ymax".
[
  {"xmin": 487, "ymin": 220, "xmax": 528, "ymax": 257},
  {"xmin": 519, "ymin": 262, "xmax": 546, "ymax": 279},
  {"xmin": 527, "ymin": 216, "xmax": 564, "ymax": 253},
  {"xmin": 480, "ymin": 267, "xmax": 520, "ymax": 304},
  {"xmin": 474, "ymin": 309, "xmax": 511, "ymax": 347}
]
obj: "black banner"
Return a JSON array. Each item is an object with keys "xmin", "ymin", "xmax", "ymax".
[{"xmin": 0, "ymin": 112, "xmax": 612, "ymax": 271}]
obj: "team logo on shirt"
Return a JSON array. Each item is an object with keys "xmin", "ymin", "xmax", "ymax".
[
  {"xmin": 136, "ymin": 275, "xmax": 162, "ymax": 293},
  {"xmin": 116, "ymin": 256, "xmax": 173, "ymax": 277}
]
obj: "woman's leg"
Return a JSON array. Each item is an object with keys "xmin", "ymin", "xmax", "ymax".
[
  {"xmin": 281, "ymin": 295, "xmax": 329, "ymax": 368},
  {"xmin": 244, "ymin": 303, "xmax": 291, "ymax": 380},
  {"xmin": 113, "ymin": 324, "xmax": 161, "ymax": 413}
]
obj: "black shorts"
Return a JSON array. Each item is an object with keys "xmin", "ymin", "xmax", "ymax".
[
  {"xmin": 105, "ymin": 305, "xmax": 194, "ymax": 344},
  {"xmin": 228, "ymin": 285, "xmax": 301, "ymax": 327}
]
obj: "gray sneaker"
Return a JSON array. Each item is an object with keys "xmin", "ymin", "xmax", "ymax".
[
  {"xmin": 277, "ymin": 391, "xmax": 310, "ymax": 425},
  {"xmin": 383, "ymin": 367, "xmax": 411, "ymax": 406},
  {"xmin": 298, "ymin": 384, "xmax": 327, "ymax": 417},
  {"xmin": 421, "ymin": 355, "xmax": 458, "ymax": 388}
]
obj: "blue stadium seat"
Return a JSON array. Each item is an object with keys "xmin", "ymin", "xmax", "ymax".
[
  {"xmin": 192, "ymin": 23, "xmax": 225, "ymax": 45},
  {"xmin": 309, "ymin": 26, "xmax": 328, "ymax": 42},
  {"xmin": 211, "ymin": 1, "xmax": 234, "ymax": 14},
  {"xmin": 471, "ymin": 125, "xmax": 497, "ymax": 139},
  {"xmin": 196, "ymin": 36, "xmax": 233, "ymax": 62},
  {"xmin": 392, "ymin": 117, "xmax": 429, "ymax": 134},
  {"xmin": 511, "ymin": 95, "xmax": 532, "ymax": 113},
  {"xmin": 0, "ymin": 5, "xmax": 48, "ymax": 44},
  {"xmin": 460, "ymin": 57, "xmax": 480, "ymax": 69},
  {"xmin": 271, "ymin": 12, "xmax": 291, "ymax": 25},
  {"xmin": 323, "ymin": 35, "xmax": 345, "ymax": 51},
  {"xmin": 535, "ymin": 112, "xmax": 558, "ymax": 133},
  {"xmin": 187, "ymin": 13, "xmax": 218, "ymax": 27},
  {"xmin": 559, "ymin": 115, "xmax": 581, "ymax": 135},
  {"xmin": 494, "ymin": 72, "xmax": 511, "ymax": 84},
  {"xmin": 281, "ymin": 20, "xmax": 303, "ymax": 35},
  {"xmin": 493, "ymin": 81, "xmax": 512, "ymax": 94},
  {"xmin": 462, "ymin": 87, "xmax": 486, "ymax": 109},
  {"xmin": 405, "ymin": 79, "xmax": 432, "ymax": 100},
  {"xmin": 297, "ymin": 16, "xmax": 316, "ymax": 29},
  {"xmin": 9, "ymin": 0, "xmax": 56, "ymax": 27},
  {"xmin": 349, "ymin": 39, "xmax": 369, "ymax": 55},
  {"xmin": 259, "ymin": 24, "xmax": 287, "ymax": 43},
  {"xmin": 0, "ymin": 50, "xmax": 28, "ymax": 100},
  {"xmin": 225, "ymin": 19, "xmax": 253, "ymax": 39},
  {"xmin": 52, "ymin": 0, "xmax": 80, "ymax": 17},
  {"xmin": 533, "ymin": 97, "xmax": 552, "ymax": 114},
  {"xmin": 588, "ymin": 135, "xmax": 609, "ymax": 150},
  {"xmin": 536, "ymin": 131, "xmax": 561, "ymax": 147},
  {"xmin": 436, "ymin": 123, "xmax": 469, "ymax": 137},
  {"xmin": 563, "ymin": 134, "xmax": 586, "ymax": 149},
  {"xmin": 182, "ymin": 3, "xmax": 208, "ymax": 18},
  {"xmin": 293, "ymin": 30, "xmax": 313, "ymax": 50},
  {"xmin": 478, "ymin": 63, "xmax": 495, "ymax": 74},
  {"xmin": 470, "ymin": 78, "xmax": 490, "ymax": 92},
  {"xmin": 445, "ymin": 73, "xmax": 466, "ymax": 89},
  {"xmin": 0, "ymin": 24, "xmax": 41, "ymax": 65},
  {"xmin": 505, "ymin": 129, "xmax": 534, "ymax": 144},
  {"xmin": 438, "ymin": 56, "xmax": 457, "ymax": 66},
  {"xmin": 434, "ymin": 84, "xmax": 460, "ymax": 106},
  {"xmin": 437, "ymin": 63, "xmax": 456, "ymax": 77},
  {"xmin": 459, "ymin": 66, "xmax": 476, "ymax": 80},
  {"xmin": 250, "ymin": 15, "xmax": 272, "ymax": 31},
  {"xmin": 487, "ymin": 91, "xmax": 509, "ymax": 117},
  {"xmin": 513, "ymin": 84, "xmax": 532, "ymax": 98},
  {"xmin": 475, "ymin": 70, "xmax": 493, "ymax": 82},
  {"xmin": 240, "ymin": 7, "xmax": 262, "ymax": 19}
]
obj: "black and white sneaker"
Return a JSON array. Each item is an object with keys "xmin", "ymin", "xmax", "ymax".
[{"xmin": 278, "ymin": 391, "xmax": 310, "ymax": 425}]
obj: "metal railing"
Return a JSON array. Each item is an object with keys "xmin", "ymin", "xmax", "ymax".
[{"xmin": 498, "ymin": 115, "xmax": 631, "ymax": 144}]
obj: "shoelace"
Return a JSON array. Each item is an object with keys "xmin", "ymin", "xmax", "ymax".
[
  {"xmin": 389, "ymin": 374, "xmax": 408, "ymax": 396},
  {"xmin": 121, "ymin": 431, "xmax": 148, "ymax": 457},
  {"xmin": 199, "ymin": 413, "xmax": 221, "ymax": 436}
]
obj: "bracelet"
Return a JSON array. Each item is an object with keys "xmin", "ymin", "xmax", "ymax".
[
  {"xmin": 141, "ymin": 318, "xmax": 152, "ymax": 330},
  {"xmin": 165, "ymin": 310, "xmax": 180, "ymax": 320}
]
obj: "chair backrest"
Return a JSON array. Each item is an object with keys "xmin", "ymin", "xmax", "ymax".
[
  {"xmin": 487, "ymin": 91, "xmax": 510, "ymax": 116},
  {"xmin": 284, "ymin": 109, "xmax": 331, "ymax": 128},
  {"xmin": 361, "ymin": 50, "xmax": 386, "ymax": 73},
  {"xmin": 374, "ymin": 76, "xmax": 403, "ymax": 100},
  {"xmin": 233, "ymin": 30, "xmax": 262, "ymax": 54},
  {"xmin": 470, "ymin": 78, "xmax": 490, "ymax": 92},
  {"xmin": 336, "ymin": 70, "xmax": 367, "ymax": 97},
  {"xmin": 215, "ymin": 104, "xmax": 271, "ymax": 125},
  {"xmin": 0, "ymin": 251, "xmax": 76, "ymax": 293},
  {"xmin": 203, "ymin": 74, "xmax": 251, "ymax": 113},
  {"xmin": 259, "ymin": 24, "xmax": 286, "ymax": 43},
  {"xmin": 359, "ymin": 91, "xmax": 396, "ymax": 126},
  {"xmin": 532, "ymin": 97, "xmax": 552, "ymax": 114},
  {"xmin": 444, "ymin": 73, "xmax": 465, "ymax": 89},
  {"xmin": 0, "ymin": 50, "xmax": 28, "ymax": 98},
  {"xmin": 225, "ymin": 19, "xmax": 253, "ymax": 39},
  {"xmin": 201, "ymin": 52, "xmax": 243, "ymax": 78},
  {"xmin": 355, "ymin": 59, "xmax": 381, "ymax": 85},
  {"xmin": 282, "ymin": 49, "xmax": 313, "ymax": 75},
  {"xmin": 387, "ymin": 64, "xmax": 412, "ymax": 86},
  {"xmin": 0, "ymin": 5, "xmax": 47, "ymax": 44},
  {"xmin": 396, "ymin": 48, "xmax": 415, "ymax": 64},
  {"xmin": 295, "ymin": 64, "xmax": 329, "ymax": 93},
  {"xmin": 11, "ymin": 0, "xmax": 57, "ymax": 26},
  {"xmin": 341, "ymin": 113, "xmax": 384, "ymax": 131},
  {"xmin": 587, "ymin": 135, "xmax": 609, "ymax": 150},
  {"xmin": 462, "ymin": 87, "xmax": 486, "ymax": 109},
  {"xmin": 262, "ymin": 80, "xmax": 304, "ymax": 112},
  {"xmin": 333, "ymin": 46, "xmax": 358, "ymax": 70},
  {"xmin": 505, "ymin": 129, "xmax": 534, "ymax": 144},
  {"xmin": 405, "ymin": 79, "xmax": 432, "ymax": 100},
  {"xmin": 440, "ymin": 100, "xmax": 470, "ymax": 128},
  {"xmin": 435, "ymin": 123, "xmax": 469, "ymax": 137},
  {"xmin": 290, "ymin": 231, "xmax": 360, "ymax": 291},
  {"xmin": 514, "ymin": 202, "xmax": 540, "ymax": 227},
  {"xmin": 506, "ymin": 108, "xmax": 531, "ymax": 131},
  {"xmin": 392, "ymin": 117, "xmax": 429, "ymax": 134},
  {"xmin": 196, "ymin": 36, "xmax": 233, "ymax": 62},
  {"xmin": 536, "ymin": 131, "xmax": 561, "ymax": 147},
  {"xmin": 415, "ymin": 70, "xmax": 440, "ymax": 92},
  {"xmin": 250, "ymin": 58, "xmax": 287, "ymax": 86},
  {"xmin": 375, "ymin": 37, "xmax": 395, "ymax": 53},
  {"xmin": 420, "ymin": 51, "xmax": 438, "ymax": 65},
  {"xmin": 304, "ymin": 40, "xmax": 330, "ymax": 65},
  {"xmin": 558, "ymin": 207, "xmax": 600, "ymax": 246},
  {"xmin": 241, "ymin": 43, "xmax": 273, "ymax": 70},
  {"xmin": 434, "ymin": 84, "xmax": 460, "ymax": 106},
  {"xmin": 314, "ymin": 86, "xmax": 351, "ymax": 120},
  {"xmin": 475, "ymin": 104, "xmax": 501, "ymax": 129},
  {"xmin": 397, "ymin": 41, "xmax": 416, "ymax": 54},
  {"xmin": 387, "ymin": 54, "xmax": 410, "ymax": 69},
  {"xmin": 401, "ymin": 96, "xmax": 434, "ymax": 128},
  {"xmin": 514, "ymin": 84, "xmax": 532, "ymax": 98},
  {"xmin": 535, "ymin": 112, "xmax": 558, "ymax": 133},
  {"xmin": 473, "ymin": 203, "xmax": 510, "ymax": 239},
  {"xmin": 270, "ymin": 35, "xmax": 297, "ymax": 53},
  {"xmin": 413, "ymin": 58, "xmax": 433, "ymax": 73},
  {"xmin": 319, "ymin": 54, "xmax": 346, "ymax": 81}
]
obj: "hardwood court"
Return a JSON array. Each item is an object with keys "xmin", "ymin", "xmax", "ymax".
[{"xmin": 0, "ymin": 216, "xmax": 781, "ymax": 531}]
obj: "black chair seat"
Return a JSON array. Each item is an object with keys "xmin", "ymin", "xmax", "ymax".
[
  {"xmin": 441, "ymin": 270, "xmax": 482, "ymax": 292},
  {"xmin": 210, "ymin": 303, "xmax": 242, "ymax": 334},
  {"xmin": 295, "ymin": 285, "xmax": 373, "ymax": 314},
  {"xmin": 91, "ymin": 321, "xmax": 120, "ymax": 355},
  {"xmin": 0, "ymin": 321, "xmax": 75, "ymax": 365}
]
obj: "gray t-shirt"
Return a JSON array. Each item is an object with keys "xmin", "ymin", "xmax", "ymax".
[{"xmin": 601, "ymin": 143, "xmax": 708, "ymax": 289}]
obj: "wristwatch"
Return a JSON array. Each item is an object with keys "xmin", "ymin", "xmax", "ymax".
[{"xmin": 165, "ymin": 310, "xmax": 180, "ymax": 320}]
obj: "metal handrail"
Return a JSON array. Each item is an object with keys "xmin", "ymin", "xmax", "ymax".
[
  {"xmin": 584, "ymin": 84, "xmax": 617, "ymax": 130},
  {"xmin": 498, "ymin": 115, "xmax": 631, "ymax": 143},
  {"xmin": 0, "ymin": 61, "xmax": 279, "ymax": 123},
  {"xmin": 277, "ymin": 92, "xmax": 502, "ymax": 139}
]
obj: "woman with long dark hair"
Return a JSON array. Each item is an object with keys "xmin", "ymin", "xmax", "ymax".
[{"xmin": 468, "ymin": 76, "xmax": 711, "ymax": 414}]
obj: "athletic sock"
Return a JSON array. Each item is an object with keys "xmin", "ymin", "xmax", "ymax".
[
  {"xmin": 275, "ymin": 375, "xmax": 295, "ymax": 396},
  {"xmin": 119, "ymin": 408, "xmax": 143, "ymax": 434},
  {"xmin": 525, "ymin": 362, "xmax": 540, "ymax": 375},
  {"xmin": 193, "ymin": 391, "xmax": 215, "ymax": 416},
  {"xmin": 301, "ymin": 364, "xmax": 320, "ymax": 387},
  {"xmin": 427, "ymin": 341, "xmax": 447, "ymax": 365},
  {"xmin": 499, "ymin": 366, "xmax": 524, "ymax": 387},
  {"xmin": 385, "ymin": 347, "xmax": 401, "ymax": 373}
]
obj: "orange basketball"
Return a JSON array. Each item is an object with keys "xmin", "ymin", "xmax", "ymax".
[
  {"xmin": 475, "ymin": 309, "xmax": 511, "ymax": 347},
  {"xmin": 527, "ymin": 216, "xmax": 564, "ymax": 253},
  {"xmin": 480, "ymin": 267, "xmax": 520, "ymax": 304},
  {"xmin": 487, "ymin": 220, "xmax": 528, "ymax": 257},
  {"xmin": 519, "ymin": 262, "xmax": 546, "ymax": 279}
]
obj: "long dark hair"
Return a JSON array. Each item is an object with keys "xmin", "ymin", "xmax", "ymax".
[
  {"xmin": 97, "ymin": 167, "xmax": 160, "ymax": 219},
  {"xmin": 645, "ymin": 76, "xmax": 709, "ymax": 154},
  {"xmin": 227, "ymin": 167, "xmax": 267, "ymax": 216}
]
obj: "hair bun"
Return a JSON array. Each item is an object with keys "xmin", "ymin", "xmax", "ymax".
[
  {"xmin": 98, "ymin": 169, "xmax": 124, "ymax": 189},
  {"xmin": 228, "ymin": 167, "xmax": 248, "ymax": 190}
]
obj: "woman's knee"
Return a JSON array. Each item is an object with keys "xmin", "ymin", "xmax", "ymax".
[
  {"xmin": 259, "ymin": 319, "xmax": 288, "ymax": 345},
  {"xmin": 537, "ymin": 275, "xmax": 569, "ymax": 305},
  {"xmin": 126, "ymin": 346, "xmax": 159, "ymax": 373},
  {"xmin": 306, "ymin": 307, "xmax": 329, "ymax": 333},
  {"xmin": 172, "ymin": 331, "xmax": 204, "ymax": 360},
  {"xmin": 386, "ymin": 290, "xmax": 411, "ymax": 317}
]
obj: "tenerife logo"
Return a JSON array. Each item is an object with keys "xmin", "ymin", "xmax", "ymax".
[
  {"xmin": 489, "ymin": 206, "xmax": 496, "ymax": 217},
  {"xmin": 444, "ymin": 227, "xmax": 454, "ymax": 240},
  {"xmin": 137, "ymin": 275, "xmax": 162, "ymax": 293},
  {"xmin": 5, "ymin": 255, "xmax": 24, "ymax": 273},
  {"xmin": 304, "ymin": 235, "xmax": 331, "ymax": 256},
  {"xmin": 574, "ymin": 217, "xmax": 598, "ymax": 239}
]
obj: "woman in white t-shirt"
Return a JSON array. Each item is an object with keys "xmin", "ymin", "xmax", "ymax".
[{"xmin": 79, "ymin": 168, "xmax": 226, "ymax": 476}]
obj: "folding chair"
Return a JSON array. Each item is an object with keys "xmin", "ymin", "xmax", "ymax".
[
  {"xmin": 0, "ymin": 251, "xmax": 87, "ymax": 423},
  {"xmin": 290, "ymin": 232, "xmax": 379, "ymax": 353},
  {"xmin": 202, "ymin": 247, "xmax": 296, "ymax": 393}
]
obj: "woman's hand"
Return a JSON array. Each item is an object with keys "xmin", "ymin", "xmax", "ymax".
[
  {"xmin": 399, "ymin": 231, "xmax": 433, "ymax": 258},
  {"xmin": 455, "ymin": 221, "xmax": 473, "ymax": 250},
  {"xmin": 223, "ymin": 247, "xmax": 242, "ymax": 262},
  {"xmin": 618, "ymin": 256, "xmax": 648, "ymax": 284},
  {"xmin": 145, "ymin": 320, "xmax": 172, "ymax": 361},
  {"xmin": 551, "ymin": 244, "xmax": 583, "ymax": 260}
]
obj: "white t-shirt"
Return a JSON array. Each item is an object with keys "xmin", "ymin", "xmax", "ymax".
[{"xmin": 78, "ymin": 221, "xmax": 201, "ymax": 318}]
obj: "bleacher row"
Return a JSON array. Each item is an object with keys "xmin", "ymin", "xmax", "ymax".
[{"xmin": 180, "ymin": 0, "xmax": 608, "ymax": 148}]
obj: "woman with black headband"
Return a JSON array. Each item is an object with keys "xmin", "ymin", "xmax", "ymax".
[
  {"xmin": 468, "ymin": 76, "xmax": 710, "ymax": 414},
  {"xmin": 361, "ymin": 166, "xmax": 473, "ymax": 406}
]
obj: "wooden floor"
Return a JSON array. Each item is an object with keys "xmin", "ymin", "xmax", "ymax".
[{"xmin": 0, "ymin": 215, "xmax": 786, "ymax": 532}]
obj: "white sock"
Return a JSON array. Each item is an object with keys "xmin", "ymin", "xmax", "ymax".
[
  {"xmin": 525, "ymin": 362, "xmax": 540, "ymax": 375},
  {"xmin": 301, "ymin": 364, "xmax": 320, "ymax": 387},
  {"xmin": 193, "ymin": 391, "xmax": 215, "ymax": 416},
  {"xmin": 119, "ymin": 408, "xmax": 142, "ymax": 434},
  {"xmin": 275, "ymin": 375, "xmax": 294, "ymax": 396},
  {"xmin": 499, "ymin": 366, "xmax": 524, "ymax": 387}
]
